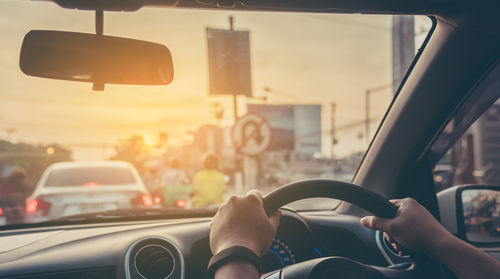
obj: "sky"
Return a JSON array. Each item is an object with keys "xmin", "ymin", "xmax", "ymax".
[{"xmin": 0, "ymin": 0, "xmax": 431, "ymax": 160}]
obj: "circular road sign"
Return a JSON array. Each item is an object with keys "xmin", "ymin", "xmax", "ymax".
[{"xmin": 231, "ymin": 113, "xmax": 272, "ymax": 156}]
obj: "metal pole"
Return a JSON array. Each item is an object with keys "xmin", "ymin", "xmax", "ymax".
[
  {"xmin": 392, "ymin": 15, "xmax": 415, "ymax": 94},
  {"xmin": 102, "ymin": 141, "xmax": 107, "ymax": 160},
  {"xmin": 228, "ymin": 15, "xmax": 238, "ymax": 121},
  {"xmin": 331, "ymin": 103, "xmax": 336, "ymax": 159},
  {"xmin": 93, "ymin": 10, "xmax": 104, "ymax": 91},
  {"xmin": 364, "ymin": 84, "xmax": 390, "ymax": 146},
  {"xmin": 233, "ymin": 95, "xmax": 238, "ymax": 121},
  {"xmin": 96, "ymin": 10, "xmax": 103, "ymax": 36},
  {"xmin": 365, "ymin": 90, "xmax": 370, "ymax": 146}
]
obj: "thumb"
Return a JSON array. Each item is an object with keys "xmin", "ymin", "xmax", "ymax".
[
  {"xmin": 269, "ymin": 209, "xmax": 282, "ymax": 231},
  {"xmin": 360, "ymin": 216, "xmax": 389, "ymax": 231}
]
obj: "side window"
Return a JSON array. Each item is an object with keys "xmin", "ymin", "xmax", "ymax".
[{"xmin": 434, "ymin": 104, "xmax": 500, "ymax": 192}]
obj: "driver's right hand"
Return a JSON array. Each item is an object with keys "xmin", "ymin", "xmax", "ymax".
[{"xmin": 360, "ymin": 198, "xmax": 452, "ymax": 256}]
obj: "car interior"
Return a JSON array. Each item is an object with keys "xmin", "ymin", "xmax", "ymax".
[{"xmin": 0, "ymin": 0, "xmax": 499, "ymax": 279}]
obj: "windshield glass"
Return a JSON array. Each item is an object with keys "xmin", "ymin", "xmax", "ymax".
[{"xmin": 0, "ymin": 0, "xmax": 432, "ymax": 226}]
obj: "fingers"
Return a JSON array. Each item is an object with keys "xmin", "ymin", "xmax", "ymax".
[
  {"xmin": 388, "ymin": 199, "xmax": 403, "ymax": 206},
  {"xmin": 360, "ymin": 215, "xmax": 389, "ymax": 231},
  {"xmin": 247, "ymin": 190, "xmax": 263, "ymax": 199},
  {"xmin": 383, "ymin": 232, "xmax": 392, "ymax": 243},
  {"xmin": 269, "ymin": 209, "xmax": 282, "ymax": 231},
  {"xmin": 246, "ymin": 190, "xmax": 264, "ymax": 206}
]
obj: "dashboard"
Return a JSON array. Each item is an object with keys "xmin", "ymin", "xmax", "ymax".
[{"xmin": 0, "ymin": 209, "xmax": 397, "ymax": 279}]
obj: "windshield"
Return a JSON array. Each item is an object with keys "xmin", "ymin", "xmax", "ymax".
[{"xmin": 0, "ymin": 1, "xmax": 432, "ymax": 226}]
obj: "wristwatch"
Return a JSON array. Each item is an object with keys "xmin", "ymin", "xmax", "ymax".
[{"xmin": 207, "ymin": 246, "xmax": 262, "ymax": 278}]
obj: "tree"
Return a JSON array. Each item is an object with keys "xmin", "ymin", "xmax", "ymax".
[
  {"xmin": 109, "ymin": 135, "xmax": 148, "ymax": 174},
  {"xmin": 0, "ymin": 140, "xmax": 73, "ymax": 185}
]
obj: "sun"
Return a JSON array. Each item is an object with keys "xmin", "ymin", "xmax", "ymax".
[{"xmin": 143, "ymin": 134, "xmax": 155, "ymax": 147}]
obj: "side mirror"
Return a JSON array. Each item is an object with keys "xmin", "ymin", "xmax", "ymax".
[
  {"xmin": 20, "ymin": 30, "xmax": 174, "ymax": 90},
  {"xmin": 438, "ymin": 185, "xmax": 500, "ymax": 244}
]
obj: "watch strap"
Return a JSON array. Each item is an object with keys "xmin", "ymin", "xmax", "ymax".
[{"xmin": 207, "ymin": 246, "xmax": 262, "ymax": 278}]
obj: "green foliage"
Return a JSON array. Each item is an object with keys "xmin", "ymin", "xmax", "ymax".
[
  {"xmin": 109, "ymin": 134, "xmax": 148, "ymax": 174},
  {"xmin": 0, "ymin": 140, "xmax": 73, "ymax": 184}
]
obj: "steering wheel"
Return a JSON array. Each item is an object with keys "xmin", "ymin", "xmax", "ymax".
[{"xmin": 261, "ymin": 179, "xmax": 442, "ymax": 279}]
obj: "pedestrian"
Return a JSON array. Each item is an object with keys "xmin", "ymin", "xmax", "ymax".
[
  {"xmin": 192, "ymin": 154, "xmax": 226, "ymax": 208},
  {"xmin": 161, "ymin": 158, "xmax": 190, "ymax": 207},
  {"xmin": 0, "ymin": 167, "xmax": 32, "ymax": 224},
  {"xmin": 143, "ymin": 161, "xmax": 162, "ymax": 194}
]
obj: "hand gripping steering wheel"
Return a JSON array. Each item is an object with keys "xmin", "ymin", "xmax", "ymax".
[{"xmin": 261, "ymin": 179, "xmax": 442, "ymax": 279}]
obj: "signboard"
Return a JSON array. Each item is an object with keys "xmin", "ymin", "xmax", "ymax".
[
  {"xmin": 206, "ymin": 27, "xmax": 252, "ymax": 97},
  {"xmin": 247, "ymin": 104, "xmax": 322, "ymax": 155},
  {"xmin": 231, "ymin": 113, "xmax": 272, "ymax": 156}
]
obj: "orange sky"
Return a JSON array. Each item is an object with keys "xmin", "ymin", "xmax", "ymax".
[{"xmin": 0, "ymin": 1, "xmax": 431, "ymax": 160}]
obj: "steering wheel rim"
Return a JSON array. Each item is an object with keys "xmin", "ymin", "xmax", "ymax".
[
  {"xmin": 262, "ymin": 179, "xmax": 398, "ymax": 218},
  {"xmin": 261, "ymin": 179, "xmax": 446, "ymax": 279}
]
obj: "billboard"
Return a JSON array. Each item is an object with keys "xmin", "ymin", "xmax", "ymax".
[
  {"xmin": 247, "ymin": 104, "xmax": 321, "ymax": 155},
  {"xmin": 206, "ymin": 28, "xmax": 252, "ymax": 97}
]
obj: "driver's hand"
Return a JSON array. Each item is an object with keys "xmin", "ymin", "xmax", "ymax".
[
  {"xmin": 210, "ymin": 191, "xmax": 281, "ymax": 257},
  {"xmin": 360, "ymin": 198, "xmax": 451, "ymax": 255}
]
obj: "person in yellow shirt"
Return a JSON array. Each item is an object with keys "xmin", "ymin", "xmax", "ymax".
[{"xmin": 192, "ymin": 154, "xmax": 226, "ymax": 208}]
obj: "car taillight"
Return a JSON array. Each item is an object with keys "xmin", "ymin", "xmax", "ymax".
[
  {"xmin": 176, "ymin": 199, "xmax": 186, "ymax": 208},
  {"xmin": 131, "ymin": 193, "xmax": 154, "ymax": 208},
  {"xmin": 142, "ymin": 194, "xmax": 154, "ymax": 207},
  {"xmin": 153, "ymin": 196, "xmax": 161, "ymax": 205},
  {"xmin": 25, "ymin": 199, "xmax": 38, "ymax": 213},
  {"xmin": 25, "ymin": 199, "xmax": 51, "ymax": 215},
  {"xmin": 84, "ymin": 182, "xmax": 99, "ymax": 187},
  {"xmin": 0, "ymin": 207, "xmax": 3, "ymax": 216}
]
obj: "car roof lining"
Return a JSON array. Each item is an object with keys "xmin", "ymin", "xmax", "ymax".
[
  {"xmin": 36, "ymin": 0, "xmax": 484, "ymax": 15},
  {"xmin": 38, "ymin": 0, "xmax": 499, "ymax": 35}
]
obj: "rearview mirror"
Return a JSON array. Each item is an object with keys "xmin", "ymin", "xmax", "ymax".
[
  {"xmin": 20, "ymin": 30, "xmax": 174, "ymax": 90},
  {"xmin": 438, "ymin": 185, "xmax": 500, "ymax": 244}
]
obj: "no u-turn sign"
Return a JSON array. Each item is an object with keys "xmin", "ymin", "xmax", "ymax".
[{"xmin": 231, "ymin": 113, "xmax": 272, "ymax": 156}]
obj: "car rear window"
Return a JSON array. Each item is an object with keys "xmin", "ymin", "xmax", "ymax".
[{"xmin": 44, "ymin": 167, "xmax": 137, "ymax": 186}]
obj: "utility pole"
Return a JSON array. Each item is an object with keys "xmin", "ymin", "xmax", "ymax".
[
  {"xmin": 228, "ymin": 16, "xmax": 239, "ymax": 121},
  {"xmin": 365, "ymin": 84, "xmax": 391, "ymax": 146},
  {"xmin": 102, "ymin": 141, "xmax": 107, "ymax": 160},
  {"xmin": 330, "ymin": 103, "xmax": 336, "ymax": 159},
  {"xmin": 365, "ymin": 90, "xmax": 370, "ymax": 147},
  {"xmin": 392, "ymin": 15, "xmax": 415, "ymax": 93}
]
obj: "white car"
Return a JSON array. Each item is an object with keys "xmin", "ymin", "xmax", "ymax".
[{"xmin": 24, "ymin": 161, "xmax": 153, "ymax": 223}]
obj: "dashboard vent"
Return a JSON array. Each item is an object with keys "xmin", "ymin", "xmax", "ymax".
[
  {"xmin": 134, "ymin": 244, "xmax": 175, "ymax": 279},
  {"xmin": 126, "ymin": 237, "xmax": 183, "ymax": 279}
]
